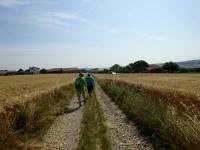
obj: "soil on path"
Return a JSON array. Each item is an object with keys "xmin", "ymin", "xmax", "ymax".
[
  {"xmin": 42, "ymin": 96, "xmax": 83, "ymax": 150},
  {"xmin": 95, "ymin": 83, "xmax": 153, "ymax": 150}
]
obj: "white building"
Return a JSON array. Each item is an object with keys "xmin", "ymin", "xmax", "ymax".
[
  {"xmin": 0, "ymin": 70, "xmax": 8, "ymax": 75},
  {"xmin": 29, "ymin": 67, "xmax": 40, "ymax": 74}
]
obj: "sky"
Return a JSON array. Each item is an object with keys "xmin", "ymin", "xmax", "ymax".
[{"xmin": 0, "ymin": 0, "xmax": 199, "ymax": 70}]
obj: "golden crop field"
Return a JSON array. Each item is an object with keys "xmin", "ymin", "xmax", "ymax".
[
  {"xmin": 96, "ymin": 73, "xmax": 200, "ymax": 99},
  {"xmin": 0, "ymin": 74, "xmax": 76, "ymax": 112}
]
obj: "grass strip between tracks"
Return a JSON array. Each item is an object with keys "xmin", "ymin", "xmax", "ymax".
[{"xmin": 78, "ymin": 93, "xmax": 111, "ymax": 150}]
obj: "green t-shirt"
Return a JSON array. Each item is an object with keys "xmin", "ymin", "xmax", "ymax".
[{"xmin": 75, "ymin": 76, "xmax": 86, "ymax": 91}]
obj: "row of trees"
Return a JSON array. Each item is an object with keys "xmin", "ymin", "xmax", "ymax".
[
  {"xmin": 109, "ymin": 60, "xmax": 180, "ymax": 73},
  {"xmin": 16, "ymin": 68, "xmax": 48, "ymax": 75}
]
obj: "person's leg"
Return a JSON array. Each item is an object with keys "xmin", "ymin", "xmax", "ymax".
[
  {"xmin": 82, "ymin": 91, "xmax": 86, "ymax": 104},
  {"xmin": 87, "ymin": 85, "xmax": 90, "ymax": 96},
  {"xmin": 77, "ymin": 90, "xmax": 82, "ymax": 107},
  {"xmin": 88, "ymin": 85, "xmax": 93, "ymax": 96}
]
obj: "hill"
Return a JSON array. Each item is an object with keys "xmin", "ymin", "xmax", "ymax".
[{"xmin": 176, "ymin": 59, "xmax": 200, "ymax": 68}]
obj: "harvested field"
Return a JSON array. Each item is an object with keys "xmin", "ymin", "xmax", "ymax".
[{"xmin": 0, "ymin": 74, "xmax": 75, "ymax": 112}]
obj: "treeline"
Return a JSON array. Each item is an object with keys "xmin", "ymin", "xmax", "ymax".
[{"xmin": 99, "ymin": 60, "xmax": 200, "ymax": 73}]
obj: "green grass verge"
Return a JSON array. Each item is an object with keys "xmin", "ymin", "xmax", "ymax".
[
  {"xmin": 0, "ymin": 84, "xmax": 75, "ymax": 149},
  {"xmin": 78, "ymin": 94, "xmax": 111, "ymax": 150},
  {"xmin": 98, "ymin": 79, "xmax": 200, "ymax": 150}
]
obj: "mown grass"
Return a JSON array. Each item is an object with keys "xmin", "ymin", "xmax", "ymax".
[
  {"xmin": 98, "ymin": 79, "xmax": 200, "ymax": 150},
  {"xmin": 0, "ymin": 84, "xmax": 75, "ymax": 150},
  {"xmin": 78, "ymin": 94, "xmax": 111, "ymax": 150}
]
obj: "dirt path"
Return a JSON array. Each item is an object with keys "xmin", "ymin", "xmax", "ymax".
[
  {"xmin": 42, "ymin": 96, "xmax": 83, "ymax": 150},
  {"xmin": 95, "ymin": 83, "xmax": 153, "ymax": 150}
]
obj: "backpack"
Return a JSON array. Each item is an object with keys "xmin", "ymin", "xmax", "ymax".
[
  {"xmin": 86, "ymin": 76, "xmax": 94, "ymax": 86},
  {"xmin": 75, "ymin": 78, "xmax": 81, "ymax": 89}
]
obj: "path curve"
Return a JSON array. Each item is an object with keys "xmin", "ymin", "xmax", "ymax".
[
  {"xmin": 42, "ymin": 96, "xmax": 83, "ymax": 150},
  {"xmin": 96, "ymin": 83, "xmax": 153, "ymax": 150}
]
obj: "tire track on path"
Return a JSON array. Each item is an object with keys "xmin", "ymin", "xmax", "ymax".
[
  {"xmin": 96, "ymin": 83, "xmax": 153, "ymax": 150},
  {"xmin": 42, "ymin": 96, "xmax": 83, "ymax": 150}
]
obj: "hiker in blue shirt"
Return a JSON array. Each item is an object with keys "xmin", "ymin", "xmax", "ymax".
[{"xmin": 85, "ymin": 73, "xmax": 95, "ymax": 96}]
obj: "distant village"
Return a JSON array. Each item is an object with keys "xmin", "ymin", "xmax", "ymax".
[
  {"xmin": 0, "ymin": 67, "xmax": 103, "ymax": 76},
  {"xmin": 1, "ymin": 59, "xmax": 200, "ymax": 76}
]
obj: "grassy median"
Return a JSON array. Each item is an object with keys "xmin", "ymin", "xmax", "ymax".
[{"xmin": 78, "ymin": 94, "xmax": 111, "ymax": 150}]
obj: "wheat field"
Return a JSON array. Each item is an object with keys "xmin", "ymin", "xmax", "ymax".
[
  {"xmin": 97, "ymin": 75, "xmax": 200, "ymax": 149},
  {"xmin": 0, "ymin": 74, "xmax": 76, "ymax": 112},
  {"xmin": 96, "ymin": 73, "xmax": 200, "ymax": 98}
]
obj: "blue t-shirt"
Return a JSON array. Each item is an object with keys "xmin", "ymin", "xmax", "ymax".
[{"xmin": 86, "ymin": 76, "xmax": 94, "ymax": 86}]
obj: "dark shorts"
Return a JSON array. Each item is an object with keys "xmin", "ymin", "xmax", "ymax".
[{"xmin": 87, "ymin": 85, "xmax": 94, "ymax": 93}]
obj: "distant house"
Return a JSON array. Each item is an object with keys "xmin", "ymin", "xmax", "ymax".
[
  {"xmin": 0, "ymin": 70, "xmax": 16, "ymax": 75},
  {"xmin": 0, "ymin": 70, "xmax": 8, "ymax": 75},
  {"xmin": 63, "ymin": 68, "xmax": 79, "ymax": 73},
  {"xmin": 89, "ymin": 68, "xmax": 99, "ymax": 73},
  {"xmin": 29, "ymin": 67, "xmax": 40, "ymax": 74},
  {"xmin": 147, "ymin": 64, "xmax": 162, "ymax": 73},
  {"xmin": 47, "ymin": 68, "xmax": 63, "ymax": 73}
]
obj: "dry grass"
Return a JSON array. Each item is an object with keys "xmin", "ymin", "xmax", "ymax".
[
  {"xmin": 0, "ymin": 74, "xmax": 76, "ymax": 149},
  {"xmin": 98, "ymin": 79, "xmax": 200, "ymax": 149},
  {"xmin": 78, "ymin": 94, "xmax": 111, "ymax": 150},
  {"xmin": 96, "ymin": 73, "xmax": 200, "ymax": 98},
  {"xmin": 0, "ymin": 74, "xmax": 76, "ymax": 112},
  {"xmin": 96, "ymin": 74, "xmax": 200, "ymax": 149},
  {"xmin": 96, "ymin": 73, "xmax": 200, "ymax": 110}
]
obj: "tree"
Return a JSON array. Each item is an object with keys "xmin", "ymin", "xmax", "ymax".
[
  {"xmin": 162, "ymin": 62, "xmax": 179, "ymax": 72},
  {"xmin": 16, "ymin": 68, "xmax": 24, "ymax": 75},
  {"xmin": 18, "ymin": 68, "xmax": 24, "ymax": 72},
  {"xmin": 121, "ymin": 66, "xmax": 129, "ymax": 73},
  {"xmin": 110, "ymin": 64, "xmax": 122, "ymax": 73},
  {"xmin": 127, "ymin": 60, "xmax": 149, "ymax": 72},
  {"xmin": 40, "ymin": 68, "xmax": 47, "ymax": 74},
  {"xmin": 103, "ymin": 69, "xmax": 109, "ymax": 73}
]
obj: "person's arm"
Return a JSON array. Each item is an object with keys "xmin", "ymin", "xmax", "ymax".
[
  {"xmin": 75, "ymin": 78, "xmax": 77, "ymax": 86},
  {"xmin": 92, "ymin": 78, "xmax": 95, "ymax": 87},
  {"xmin": 83, "ymin": 78, "xmax": 87, "ymax": 89}
]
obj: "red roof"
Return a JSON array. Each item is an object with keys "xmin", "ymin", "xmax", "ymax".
[
  {"xmin": 47, "ymin": 68, "xmax": 63, "ymax": 72},
  {"xmin": 148, "ymin": 64, "xmax": 160, "ymax": 70}
]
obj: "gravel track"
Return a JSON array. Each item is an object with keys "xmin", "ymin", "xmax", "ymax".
[
  {"xmin": 42, "ymin": 84, "xmax": 153, "ymax": 150},
  {"xmin": 42, "ymin": 96, "xmax": 83, "ymax": 150},
  {"xmin": 96, "ymin": 83, "xmax": 153, "ymax": 150}
]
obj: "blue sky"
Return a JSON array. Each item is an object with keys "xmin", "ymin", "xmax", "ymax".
[{"xmin": 0, "ymin": 0, "xmax": 199, "ymax": 69}]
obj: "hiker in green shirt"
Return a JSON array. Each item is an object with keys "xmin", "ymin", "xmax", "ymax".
[{"xmin": 75, "ymin": 72, "xmax": 87, "ymax": 107}]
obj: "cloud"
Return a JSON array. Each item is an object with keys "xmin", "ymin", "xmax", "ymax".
[
  {"xmin": 31, "ymin": 11, "xmax": 89, "ymax": 31},
  {"xmin": 47, "ymin": 12, "xmax": 88, "ymax": 22},
  {"xmin": 0, "ymin": 0, "xmax": 30, "ymax": 7}
]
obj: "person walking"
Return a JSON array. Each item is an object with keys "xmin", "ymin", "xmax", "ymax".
[
  {"xmin": 85, "ymin": 73, "xmax": 95, "ymax": 96},
  {"xmin": 75, "ymin": 72, "xmax": 86, "ymax": 107}
]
